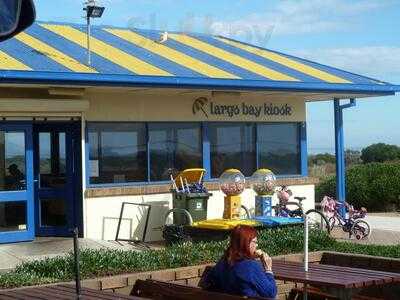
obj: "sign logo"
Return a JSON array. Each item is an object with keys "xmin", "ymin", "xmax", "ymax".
[
  {"xmin": 192, "ymin": 97, "xmax": 293, "ymax": 119},
  {"xmin": 192, "ymin": 97, "xmax": 209, "ymax": 118}
]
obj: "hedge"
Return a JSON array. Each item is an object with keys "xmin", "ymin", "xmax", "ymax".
[
  {"xmin": 316, "ymin": 161, "xmax": 400, "ymax": 211},
  {"xmin": 1, "ymin": 226, "xmax": 400, "ymax": 289}
]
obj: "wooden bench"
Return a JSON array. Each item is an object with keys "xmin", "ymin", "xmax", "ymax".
[
  {"xmin": 131, "ymin": 279, "xmax": 273, "ymax": 300},
  {"xmin": 289, "ymin": 286, "xmax": 384, "ymax": 300}
]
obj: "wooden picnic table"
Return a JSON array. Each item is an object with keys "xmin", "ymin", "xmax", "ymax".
[
  {"xmin": 272, "ymin": 259, "xmax": 400, "ymax": 299},
  {"xmin": 0, "ymin": 284, "xmax": 149, "ymax": 300}
]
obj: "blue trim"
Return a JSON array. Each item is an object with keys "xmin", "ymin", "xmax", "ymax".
[
  {"xmin": 202, "ymin": 123, "xmax": 211, "ymax": 180},
  {"xmin": 85, "ymin": 121, "xmax": 306, "ymax": 188},
  {"xmin": 0, "ymin": 70, "xmax": 398, "ymax": 94},
  {"xmin": 85, "ymin": 122, "xmax": 90, "ymax": 191},
  {"xmin": 33, "ymin": 122, "xmax": 81, "ymax": 237},
  {"xmin": 334, "ymin": 98, "xmax": 356, "ymax": 216},
  {"xmin": 0, "ymin": 191, "xmax": 28, "ymax": 201},
  {"xmin": 300, "ymin": 122, "xmax": 308, "ymax": 176},
  {"xmin": 0, "ymin": 123, "xmax": 34, "ymax": 244},
  {"xmin": 146, "ymin": 123, "xmax": 151, "ymax": 183},
  {"xmin": 255, "ymin": 124, "xmax": 260, "ymax": 168}
]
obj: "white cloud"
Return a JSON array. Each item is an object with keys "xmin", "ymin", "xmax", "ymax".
[
  {"xmin": 209, "ymin": 0, "xmax": 396, "ymax": 43},
  {"xmin": 291, "ymin": 46, "xmax": 400, "ymax": 81}
]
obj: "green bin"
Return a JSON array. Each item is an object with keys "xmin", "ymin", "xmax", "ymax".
[{"xmin": 172, "ymin": 192, "xmax": 211, "ymax": 225}]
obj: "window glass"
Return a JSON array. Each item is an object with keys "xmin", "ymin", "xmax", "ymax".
[
  {"xmin": 149, "ymin": 123, "xmax": 202, "ymax": 181},
  {"xmin": 209, "ymin": 123, "xmax": 256, "ymax": 178},
  {"xmin": 0, "ymin": 131, "xmax": 26, "ymax": 191},
  {"xmin": 39, "ymin": 132, "xmax": 66, "ymax": 188},
  {"xmin": 258, "ymin": 123, "xmax": 300, "ymax": 175},
  {"xmin": 0, "ymin": 202, "xmax": 27, "ymax": 232},
  {"xmin": 88, "ymin": 123, "xmax": 147, "ymax": 184}
]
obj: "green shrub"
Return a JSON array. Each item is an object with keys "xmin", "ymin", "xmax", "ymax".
[
  {"xmin": 1, "ymin": 226, "xmax": 399, "ymax": 289},
  {"xmin": 0, "ymin": 227, "xmax": 334, "ymax": 289},
  {"xmin": 316, "ymin": 161, "xmax": 400, "ymax": 211},
  {"xmin": 361, "ymin": 143, "xmax": 400, "ymax": 163}
]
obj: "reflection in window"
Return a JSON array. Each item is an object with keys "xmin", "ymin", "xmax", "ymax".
[
  {"xmin": 40, "ymin": 198, "xmax": 66, "ymax": 227},
  {"xmin": 258, "ymin": 123, "xmax": 300, "ymax": 175},
  {"xmin": 149, "ymin": 123, "xmax": 202, "ymax": 181},
  {"xmin": 0, "ymin": 202, "xmax": 26, "ymax": 232},
  {"xmin": 209, "ymin": 123, "xmax": 256, "ymax": 178},
  {"xmin": 39, "ymin": 132, "xmax": 66, "ymax": 188},
  {"xmin": 0, "ymin": 131, "xmax": 26, "ymax": 191},
  {"xmin": 88, "ymin": 123, "xmax": 147, "ymax": 184}
]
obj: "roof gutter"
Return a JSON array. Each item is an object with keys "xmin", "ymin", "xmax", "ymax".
[{"xmin": 0, "ymin": 70, "xmax": 399, "ymax": 95}]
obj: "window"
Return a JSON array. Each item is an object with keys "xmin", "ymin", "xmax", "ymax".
[
  {"xmin": 149, "ymin": 123, "xmax": 202, "ymax": 181},
  {"xmin": 257, "ymin": 123, "xmax": 300, "ymax": 175},
  {"xmin": 209, "ymin": 123, "xmax": 256, "ymax": 178},
  {"xmin": 86, "ymin": 121, "xmax": 302, "ymax": 185},
  {"xmin": 88, "ymin": 123, "xmax": 147, "ymax": 184},
  {"xmin": 0, "ymin": 131, "xmax": 26, "ymax": 191}
]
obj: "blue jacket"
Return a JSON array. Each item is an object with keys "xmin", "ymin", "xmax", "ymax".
[{"xmin": 203, "ymin": 258, "xmax": 277, "ymax": 299}]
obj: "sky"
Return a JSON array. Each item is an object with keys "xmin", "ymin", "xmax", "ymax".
[{"xmin": 34, "ymin": 0, "xmax": 400, "ymax": 154}]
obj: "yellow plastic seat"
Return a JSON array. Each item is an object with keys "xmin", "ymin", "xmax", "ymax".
[{"xmin": 191, "ymin": 218, "xmax": 260, "ymax": 230}]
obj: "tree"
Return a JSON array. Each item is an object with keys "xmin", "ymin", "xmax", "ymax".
[
  {"xmin": 360, "ymin": 143, "xmax": 400, "ymax": 163},
  {"xmin": 308, "ymin": 153, "xmax": 335, "ymax": 166},
  {"xmin": 345, "ymin": 149, "xmax": 362, "ymax": 166}
]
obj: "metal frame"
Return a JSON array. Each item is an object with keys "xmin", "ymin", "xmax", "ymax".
[
  {"xmin": 115, "ymin": 202, "xmax": 151, "ymax": 243},
  {"xmin": 33, "ymin": 122, "xmax": 82, "ymax": 237},
  {"xmin": 0, "ymin": 70, "xmax": 398, "ymax": 95},
  {"xmin": 85, "ymin": 121, "xmax": 305, "ymax": 188},
  {"xmin": 334, "ymin": 98, "xmax": 356, "ymax": 217},
  {"xmin": 0, "ymin": 123, "xmax": 34, "ymax": 244}
]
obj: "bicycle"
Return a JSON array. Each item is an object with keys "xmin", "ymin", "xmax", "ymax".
[
  {"xmin": 273, "ymin": 186, "xmax": 331, "ymax": 233},
  {"xmin": 322, "ymin": 196, "xmax": 371, "ymax": 240}
]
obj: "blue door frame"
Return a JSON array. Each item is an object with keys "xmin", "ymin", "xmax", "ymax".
[
  {"xmin": 0, "ymin": 123, "xmax": 35, "ymax": 244},
  {"xmin": 33, "ymin": 122, "xmax": 82, "ymax": 237}
]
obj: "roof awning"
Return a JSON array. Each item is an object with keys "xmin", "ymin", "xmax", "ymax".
[{"xmin": 0, "ymin": 22, "xmax": 399, "ymax": 97}]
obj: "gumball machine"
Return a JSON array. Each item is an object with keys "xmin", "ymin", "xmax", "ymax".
[
  {"xmin": 219, "ymin": 169, "xmax": 245, "ymax": 219},
  {"xmin": 250, "ymin": 169, "xmax": 276, "ymax": 217}
]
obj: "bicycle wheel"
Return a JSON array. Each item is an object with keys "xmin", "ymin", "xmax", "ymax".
[
  {"xmin": 240, "ymin": 205, "xmax": 251, "ymax": 219},
  {"xmin": 305, "ymin": 209, "xmax": 331, "ymax": 234},
  {"xmin": 328, "ymin": 216, "xmax": 338, "ymax": 231},
  {"xmin": 351, "ymin": 219, "xmax": 371, "ymax": 240}
]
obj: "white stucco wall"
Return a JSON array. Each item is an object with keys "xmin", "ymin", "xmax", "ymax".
[{"xmin": 84, "ymin": 184, "xmax": 315, "ymax": 242}]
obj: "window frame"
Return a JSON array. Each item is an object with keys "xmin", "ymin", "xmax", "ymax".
[
  {"xmin": 86, "ymin": 121, "xmax": 148, "ymax": 186},
  {"xmin": 256, "ymin": 122, "xmax": 303, "ymax": 177},
  {"xmin": 85, "ymin": 121, "xmax": 306, "ymax": 188}
]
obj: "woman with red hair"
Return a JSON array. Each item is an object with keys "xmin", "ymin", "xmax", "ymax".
[{"xmin": 202, "ymin": 225, "xmax": 277, "ymax": 298}]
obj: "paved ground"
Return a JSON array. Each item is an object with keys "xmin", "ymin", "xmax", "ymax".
[
  {"xmin": 331, "ymin": 214, "xmax": 400, "ymax": 245},
  {"xmin": 1, "ymin": 213, "xmax": 398, "ymax": 272},
  {"xmin": 0, "ymin": 237, "xmax": 161, "ymax": 273}
]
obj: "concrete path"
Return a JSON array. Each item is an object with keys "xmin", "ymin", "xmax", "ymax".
[
  {"xmin": 365, "ymin": 214, "xmax": 400, "ymax": 232},
  {"xmin": 331, "ymin": 214, "xmax": 400, "ymax": 245},
  {"xmin": 0, "ymin": 237, "xmax": 158, "ymax": 273}
]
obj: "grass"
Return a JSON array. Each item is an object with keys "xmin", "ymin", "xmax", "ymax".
[{"xmin": 0, "ymin": 226, "xmax": 399, "ymax": 289}]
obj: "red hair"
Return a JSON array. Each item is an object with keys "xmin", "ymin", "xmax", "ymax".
[{"xmin": 225, "ymin": 225, "xmax": 257, "ymax": 265}]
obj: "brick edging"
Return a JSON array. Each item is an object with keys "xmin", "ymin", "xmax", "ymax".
[{"xmin": 85, "ymin": 177, "xmax": 319, "ymax": 198}]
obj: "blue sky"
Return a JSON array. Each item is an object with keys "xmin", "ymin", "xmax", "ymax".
[{"xmin": 35, "ymin": 0, "xmax": 400, "ymax": 154}]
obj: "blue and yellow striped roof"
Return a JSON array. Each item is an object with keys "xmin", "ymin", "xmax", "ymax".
[{"xmin": 0, "ymin": 22, "xmax": 398, "ymax": 94}]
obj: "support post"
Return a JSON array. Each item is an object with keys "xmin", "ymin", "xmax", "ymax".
[
  {"xmin": 72, "ymin": 228, "xmax": 81, "ymax": 298},
  {"xmin": 334, "ymin": 98, "xmax": 356, "ymax": 216},
  {"xmin": 86, "ymin": 16, "xmax": 91, "ymax": 66}
]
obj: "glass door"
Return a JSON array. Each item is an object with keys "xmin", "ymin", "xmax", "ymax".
[
  {"xmin": 0, "ymin": 124, "xmax": 34, "ymax": 244},
  {"xmin": 34, "ymin": 123, "xmax": 80, "ymax": 236}
]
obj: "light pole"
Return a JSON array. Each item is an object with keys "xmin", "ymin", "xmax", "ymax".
[{"xmin": 83, "ymin": 0, "xmax": 105, "ymax": 66}]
